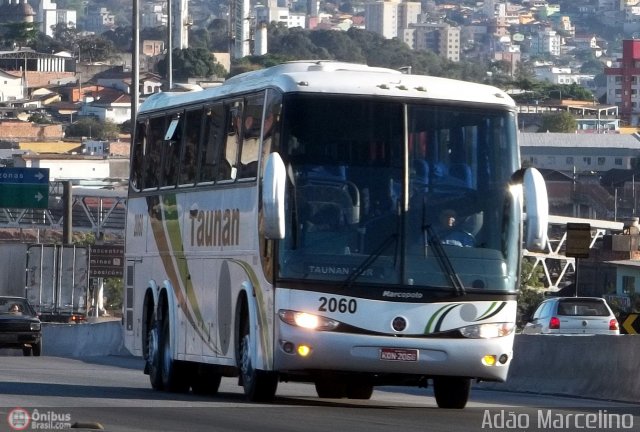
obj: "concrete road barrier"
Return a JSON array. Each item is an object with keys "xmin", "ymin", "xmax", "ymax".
[
  {"xmin": 478, "ymin": 334, "xmax": 640, "ymax": 403},
  {"xmin": 40, "ymin": 323, "xmax": 640, "ymax": 402},
  {"xmin": 42, "ymin": 320, "xmax": 129, "ymax": 357}
]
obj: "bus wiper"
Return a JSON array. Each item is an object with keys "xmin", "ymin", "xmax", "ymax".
[
  {"xmin": 425, "ymin": 225, "xmax": 466, "ymax": 297},
  {"xmin": 342, "ymin": 234, "xmax": 398, "ymax": 289}
]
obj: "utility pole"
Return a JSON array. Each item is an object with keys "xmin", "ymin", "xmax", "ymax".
[
  {"xmin": 132, "ymin": 0, "xmax": 139, "ymax": 125},
  {"xmin": 168, "ymin": 0, "xmax": 173, "ymax": 89}
]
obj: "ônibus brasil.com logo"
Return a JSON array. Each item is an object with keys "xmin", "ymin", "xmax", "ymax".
[
  {"xmin": 7, "ymin": 407, "xmax": 72, "ymax": 431},
  {"xmin": 7, "ymin": 408, "xmax": 30, "ymax": 431}
]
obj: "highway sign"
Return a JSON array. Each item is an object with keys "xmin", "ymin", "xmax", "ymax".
[
  {"xmin": 621, "ymin": 313, "xmax": 640, "ymax": 334},
  {"xmin": 0, "ymin": 167, "xmax": 49, "ymax": 209},
  {"xmin": 565, "ymin": 223, "xmax": 591, "ymax": 258},
  {"xmin": 90, "ymin": 244, "xmax": 124, "ymax": 278}
]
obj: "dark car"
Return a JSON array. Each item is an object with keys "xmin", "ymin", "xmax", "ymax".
[{"xmin": 0, "ymin": 296, "xmax": 42, "ymax": 356}]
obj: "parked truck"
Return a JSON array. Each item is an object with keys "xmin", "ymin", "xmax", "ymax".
[{"xmin": 0, "ymin": 243, "xmax": 89, "ymax": 322}]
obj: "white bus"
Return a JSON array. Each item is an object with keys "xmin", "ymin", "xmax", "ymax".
[{"xmin": 123, "ymin": 61, "xmax": 548, "ymax": 408}]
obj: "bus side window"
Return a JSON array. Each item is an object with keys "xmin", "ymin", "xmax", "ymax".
[
  {"xmin": 131, "ymin": 120, "xmax": 145, "ymax": 190},
  {"xmin": 238, "ymin": 94, "xmax": 263, "ymax": 180},
  {"xmin": 198, "ymin": 104, "xmax": 224, "ymax": 183},
  {"xmin": 144, "ymin": 116, "xmax": 165, "ymax": 189},
  {"xmin": 219, "ymin": 102, "xmax": 241, "ymax": 181},
  {"xmin": 179, "ymin": 108, "xmax": 202, "ymax": 185},
  {"xmin": 162, "ymin": 115, "xmax": 182, "ymax": 187}
]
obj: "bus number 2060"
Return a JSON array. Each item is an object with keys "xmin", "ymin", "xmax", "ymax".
[{"xmin": 318, "ymin": 297, "xmax": 357, "ymax": 314}]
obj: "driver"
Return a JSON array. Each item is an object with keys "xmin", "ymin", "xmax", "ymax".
[{"xmin": 435, "ymin": 209, "xmax": 474, "ymax": 247}]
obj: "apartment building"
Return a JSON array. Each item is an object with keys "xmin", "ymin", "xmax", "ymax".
[
  {"xmin": 365, "ymin": 0, "xmax": 420, "ymax": 40},
  {"xmin": 605, "ymin": 39, "xmax": 640, "ymax": 125},
  {"xmin": 403, "ymin": 22, "xmax": 461, "ymax": 62},
  {"xmin": 529, "ymin": 28, "xmax": 562, "ymax": 56}
]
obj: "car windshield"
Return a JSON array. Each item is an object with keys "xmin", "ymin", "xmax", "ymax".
[
  {"xmin": 0, "ymin": 298, "xmax": 35, "ymax": 316},
  {"xmin": 557, "ymin": 299, "xmax": 610, "ymax": 317},
  {"xmin": 277, "ymin": 94, "xmax": 521, "ymax": 294}
]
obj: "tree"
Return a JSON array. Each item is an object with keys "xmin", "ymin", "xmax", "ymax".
[
  {"xmin": 77, "ymin": 35, "xmax": 118, "ymax": 63},
  {"xmin": 517, "ymin": 257, "xmax": 546, "ymax": 328},
  {"xmin": 101, "ymin": 26, "xmax": 133, "ymax": 52},
  {"xmin": 1, "ymin": 22, "xmax": 39, "ymax": 49},
  {"xmin": 28, "ymin": 113, "xmax": 53, "ymax": 124},
  {"xmin": 540, "ymin": 111, "xmax": 577, "ymax": 133},
  {"xmin": 157, "ymin": 48, "xmax": 226, "ymax": 80},
  {"xmin": 51, "ymin": 23, "xmax": 79, "ymax": 51},
  {"xmin": 103, "ymin": 277, "xmax": 123, "ymax": 312},
  {"xmin": 513, "ymin": 60, "xmax": 539, "ymax": 91},
  {"xmin": 309, "ymin": 30, "xmax": 366, "ymax": 63},
  {"xmin": 65, "ymin": 118, "xmax": 120, "ymax": 140}
]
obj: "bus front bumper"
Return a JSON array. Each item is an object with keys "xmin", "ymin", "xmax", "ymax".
[{"xmin": 273, "ymin": 325, "xmax": 514, "ymax": 382}]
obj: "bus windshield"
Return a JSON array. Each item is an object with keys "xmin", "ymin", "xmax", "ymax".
[{"xmin": 277, "ymin": 94, "xmax": 521, "ymax": 294}]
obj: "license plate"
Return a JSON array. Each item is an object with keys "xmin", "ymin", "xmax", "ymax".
[{"xmin": 379, "ymin": 348, "xmax": 418, "ymax": 362}]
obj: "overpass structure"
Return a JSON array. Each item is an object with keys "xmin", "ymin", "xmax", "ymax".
[
  {"xmin": 524, "ymin": 214, "xmax": 624, "ymax": 290},
  {"xmin": 0, "ymin": 182, "xmax": 126, "ymax": 242}
]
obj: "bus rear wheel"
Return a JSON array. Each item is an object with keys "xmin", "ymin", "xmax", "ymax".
[
  {"xmin": 433, "ymin": 376, "xmax": 471, "ymax": 409},
  {"xmin": 160, "ymin": 317, "xmax": 190, "ymax": 393},
  {"xmin": 147, "ymin": 322, "xmax": 163, "ymax": 390},
  {"xmin": 238, "ymin": 319, "xmax": 278, "ymax": 402}
]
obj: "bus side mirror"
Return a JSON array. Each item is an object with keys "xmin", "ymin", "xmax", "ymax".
[
  {"xmin": 523, "ymin": 167, "xmax": 548, "ymax": 252},
  {"xmin": 262, "ymin": 152, "xmax": 286, "ymax": 239}
]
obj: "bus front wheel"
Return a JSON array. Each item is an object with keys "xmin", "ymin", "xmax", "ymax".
[
  {"xmin": 315, "ymin": 379, "xmax": 346, "ymax": 398},
  {"xmin": 433, "ymin": 376, "xmax": 471, "ymax": 409},
  {"xmin": 238, "ymin": 319, "xmax": 278, "ymax": 402}
]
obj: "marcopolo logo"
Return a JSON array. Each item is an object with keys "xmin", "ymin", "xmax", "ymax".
[
  {"xmin": 7, "ymin": 408, "xmax": 72, "ymax": 431},
  {"xmin": 382, "ymin": 291, "xmax": 423, "ymax": 299}
]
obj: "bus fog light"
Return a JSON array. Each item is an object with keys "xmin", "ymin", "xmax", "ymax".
[
  {"xmin": 498, "ymin": 354, "xmax": 509, "ymax": 364},
  {"xmin": 282, "ymin": 341, "xmax": 295, "ymax": 354},
  {"xmin": 297, "ymin": 345, "xmax": 311, "ymax": 357},
  {"xmin": 482, "ymin": 355, "xmax": 496, "ymax": 366}
]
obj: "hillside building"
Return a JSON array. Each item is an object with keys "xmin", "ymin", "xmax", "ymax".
[{"xmin": 605, "ymin": 39, "xmax": 640, "ymax": 126}]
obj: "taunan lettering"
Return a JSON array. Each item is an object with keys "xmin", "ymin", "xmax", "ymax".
[{"xmin": 190, "ymin": 208, "xmax": 240, "ymax": 247}]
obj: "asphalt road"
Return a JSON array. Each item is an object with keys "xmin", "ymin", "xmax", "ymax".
[{"xmin": 0, "ymin": 354, "xmax": 638, "ymax": 432}]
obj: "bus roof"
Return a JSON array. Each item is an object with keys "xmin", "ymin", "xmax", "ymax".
[{"xmin": 138, "ymin": 61, "xmax": 515, "ymax": 114}]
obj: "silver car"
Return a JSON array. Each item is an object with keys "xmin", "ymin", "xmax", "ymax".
[{"xmin": 522, "ymin": 297, "xmax": 620, "ymax": 335}]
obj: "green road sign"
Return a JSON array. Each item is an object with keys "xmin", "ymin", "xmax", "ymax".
[{"xmin": 0, "ymin": 168, "xmax": 49, "ymax": 209}]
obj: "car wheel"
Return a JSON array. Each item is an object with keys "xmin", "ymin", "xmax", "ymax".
[
  {"xmin": 22, "ymin": 346, "xmax": 32, "ymax": 356},
  {"xmin": 32, "ymin": 341, "xmax": 42, "ymax": 356}
]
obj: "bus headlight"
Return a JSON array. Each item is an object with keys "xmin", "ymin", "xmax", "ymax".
[
  {"xmin": 278, "ymin": 310, "xmax": 340, "ymax": 331},
  {"xmin": 459, "ymin": 322, "xmax": 514, "ymax": 339}
]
